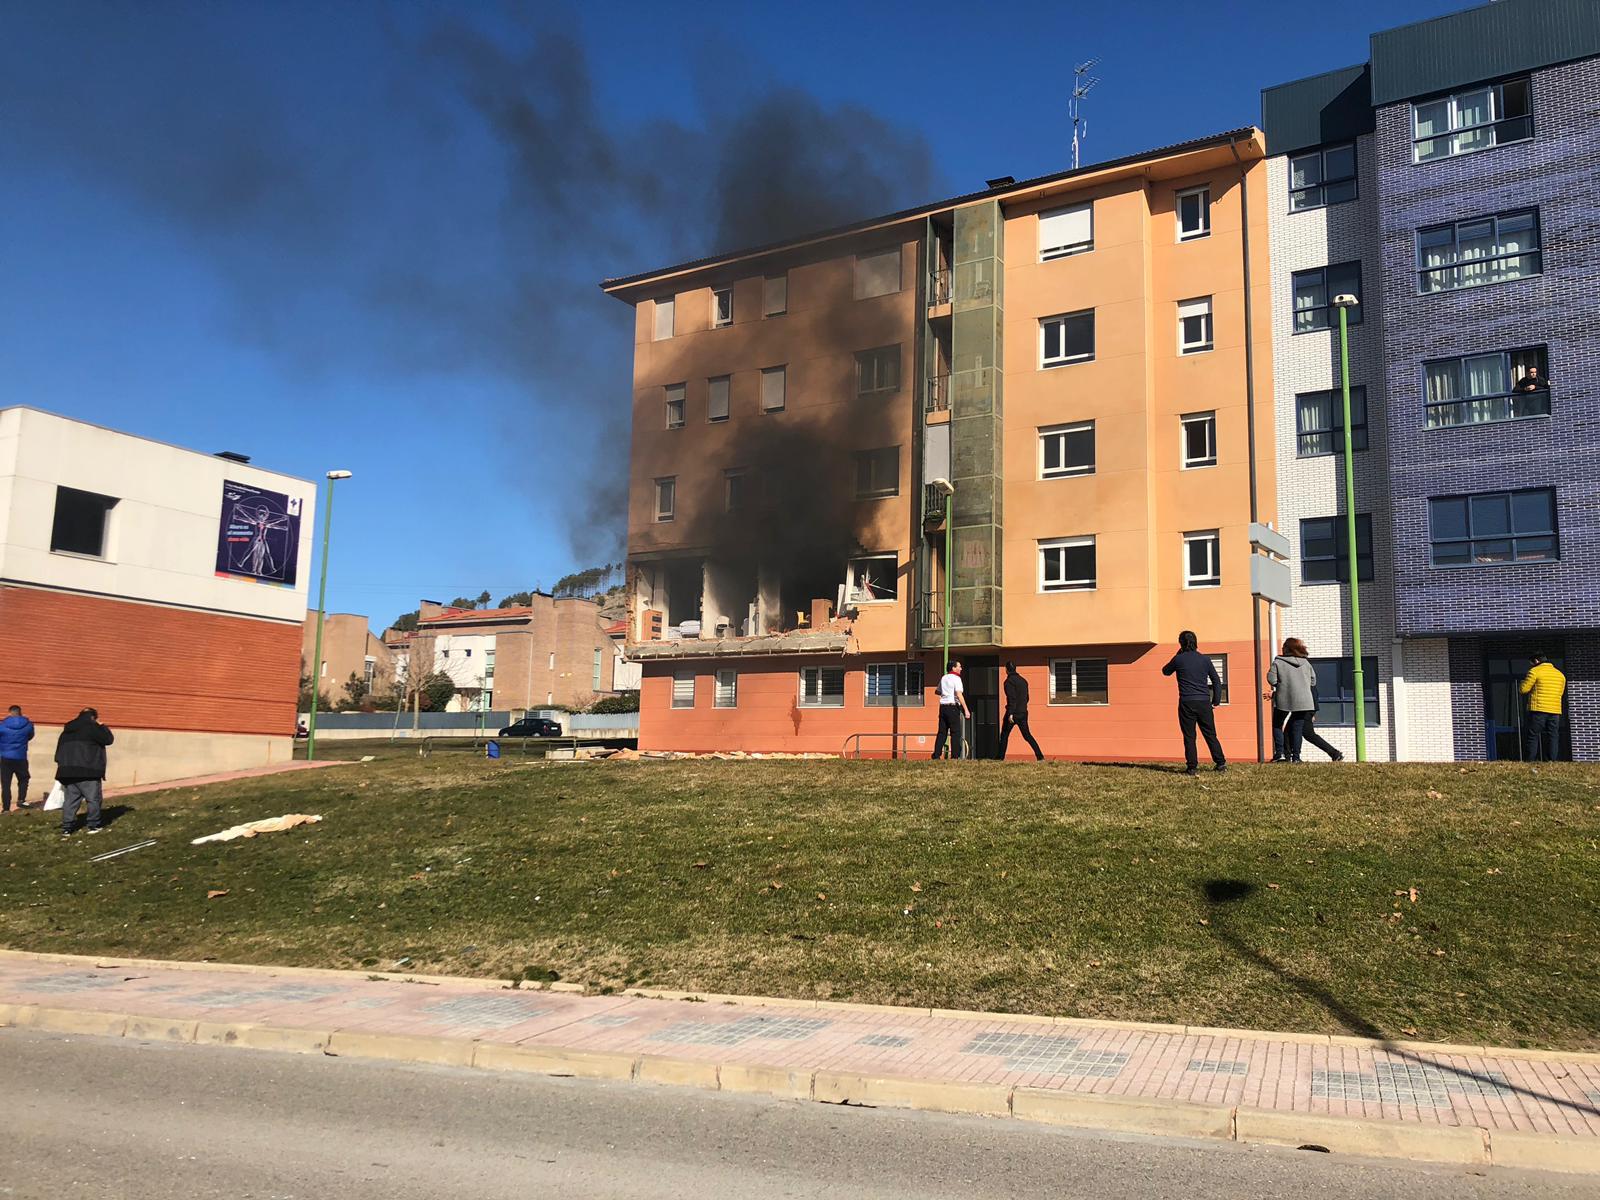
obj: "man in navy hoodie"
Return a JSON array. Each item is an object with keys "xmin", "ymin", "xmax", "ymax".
[{"xmin": 0, "ymin": 704, "xmax": 34, "ymax": 812}]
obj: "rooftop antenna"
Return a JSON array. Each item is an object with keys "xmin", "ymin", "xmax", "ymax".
[{"xmin": 1070, "ymin": 59, "xmax": 1100, "ymax": 170}]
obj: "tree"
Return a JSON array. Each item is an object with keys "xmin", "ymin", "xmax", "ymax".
[
  {"xmin": 297, "ymin": 673, "xmax": 326, "ymax": 712},
  {"xmin": 589, "ymin": 692, "xmax": 639, "ymax": 714},
  {"xmin": 476, "ymin": 590, "xmax": 492, "ymax": 608},
  {"xmin": 421, "ymin": 672, "xmax": 456, "ymax": 712},
  {"xmin": 340, "ymin": 671, "xmax": 369, "ymax": 711},
  {"xmin": 447, "ymin": 596, "xmax": 476, "ymax": 609},
  {"xmin": 390, "ymin": 611, "xmax": 419, "ymax": 633},
  {"xmin": 499, "ymin": 590, "xmax": 535, "ymax": 608}
]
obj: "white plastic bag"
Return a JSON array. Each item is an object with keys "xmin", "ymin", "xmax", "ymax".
[{"xmin": 43, "ymin": 781, "xmax": 64, "ymax": 812}]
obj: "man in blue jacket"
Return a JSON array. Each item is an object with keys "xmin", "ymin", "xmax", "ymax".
[{"xmin": 1, "ymin": 704, "xmax": 34, "ymax": 812}]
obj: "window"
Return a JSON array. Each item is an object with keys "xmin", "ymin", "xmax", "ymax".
[
  {"xmin": 653, "ymin": 296, "xmax": 675, "ymax": 340},
  {"xmin": 1413, "ymin": 77, "xmax": 1531, "ymax": 162},
  {"xmin": 846, "ymin": 554, "xmax": 898, "ymax": 604},
  {"xmin": 854, "ymin": 247, "xmax": 902, "ymax": 299},
  {"xmin": 708, "ymin": 375, "xmax": 730, "ymax": 422},
  {"xmin": 593, "ymin": 647, "xmax": 603, "ymax": 691},
  {"xmin": 1310, "ymin": 657, "xmax": 1380, "ymax": 726},
  {"xmin": 463, "ymin": 649, "xmax": 473, "ymax": 657},
  {"xmin": 1039, "ymin": 202, "xmax": 1093, "ymax": 260},
  {"xmin": 854, "ymin": 447, "xmax": 899, "ymax": 499},
  {"xmin": 664, "ymin": 383, "xmax": 686, "ymax": 429},
  {"xmin": 654, "ymin": 477, "xmax": 675, "ymax": 522},
  {"xmin": 1429, "ymin": 488, "xmax": 1557, "ymax": 566},
  {"xmin": 364, "ymin": 657, "xmax": 377, "ymax": 686},
  {"xmin": 1178, "ymin": 297, "xmax": 1213, "ymax": 355},
  {"xmin": 763, "ymin": 273, "xmax": 787, "ymax": 316},
  {"xmin": 1184, "ymin": 530, "xmax": 1220, "ymax": 588},
  {"xmin": 1208, "ymin": 654, "xmax": 1230, "ymax": 705},
  {"xmin": 865, "ymin": 662, "xmax": 924, "ymax": 707},
  {"xmin": 799, "ymin": 665, "xmax": 846, "ymax": 708},
  {"xmin": 856, "ymin": 346, "xmax": 901, "ymax": 396},
  {"xmin": 1292, "ymin": 262, "xmax": 1361, "ymax": 332},
  {"xmin": 671, "ymin": 669, "xmax": 695, "ymax": 708},
  {"xmin": 1424, "ymin": 346, "xmax": 1549, "ymax": 428},
  {"xmin": 549, "ymin": 652, "xmax": 555, "ymax": 670},
  {"xmin": 1049, "ymin": 658, "xmax": 1109, "ymax": 705},
  {"xmin": 1417, "ymin": 210, "xmax": 1540, "ymax": 293},
  {"xmin": 1041, "ymin": 310, "xmax": 1094, "ymax": 366},
  {"xmin": 1289, "ymin": 143, "xmax": 1357, "ymax": 211},
  {"xmin": 1181, "ymin": 412, "xmax": 1217, "ymax": 469},
  {"xmin": 712, "ymin": 287, "xmax": 732, "ymax": 328},
  {"xmin": 1040, "ymin": 421, "xmax": 1095, "ymax": 479},
  {"xmin": 760, "ymin": 365, "xmax": 786, "ymax": 412},
  {"xmin": 484, "ymin": 650, "xmax": 494, "ymax": 680},
  {"xmin": 1039, "ymin": 536, "xmax": 1095, "ymax": 592},
  {"xmin": 714, "ymin": 668, "xmax": 737, "ymax": 708},
  {"xmin": 724, "ymin": 469, "xmax": 746, "ymax": 513},
  {"xmin": 1296, "ymin": 387, "xmax": 1369, "ymax": 456},
  {"xmin": 1176, "ymin": 186, "xmax": 1211, "ymax": 240},
  {"xmin": 49, "ymin": 486, "xmax": 118, "ymax": 558},
  {"xmin": 1300, "ymin": 514, "xmax": 1374, "ymax": 584}
]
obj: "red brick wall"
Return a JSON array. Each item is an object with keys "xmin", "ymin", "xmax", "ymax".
[{"xmin": 0, "ymin": 586, "xmax": 301, "ymax": 735}]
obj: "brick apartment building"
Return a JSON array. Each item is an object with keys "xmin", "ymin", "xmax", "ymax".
[
  {"xmin": 299, "ymin": 611, "xmax": 395, "ymax": 707},
  {"xmin": 0, "ymin": 407, "xmax": 315, "ymax": 784},
  {"xmin": 1263, "ymin": 0, "xmax": 1600, "ymax": 760},
  {"xmin": 605, "ymin": 130, "xmax": 1282, "ymax": 759},
  {"xmin": 406, "ymin": 595, "xmax": 618, "ymax": 712}
]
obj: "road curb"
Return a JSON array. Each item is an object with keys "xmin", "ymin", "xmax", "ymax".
[{"xmin": 1, "ymin": 1003, "xmax": 1595, "ymax": 1175}]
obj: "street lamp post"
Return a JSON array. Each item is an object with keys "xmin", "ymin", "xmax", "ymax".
[
  {"xmin": 305, "ymin": 469, "xmax": 354, "ymax": 763},
  {"xmin": 1333, "ymin": 294, "xmax": 1366, "ymax": 762},
  {"xmin": 929, "ymin": 478, "xmax": 956, "ymax": 673}
]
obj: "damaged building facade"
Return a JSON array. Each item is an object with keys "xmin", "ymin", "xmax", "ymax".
[{"xmin": 604, "ymin": 129, "xmax": 1278, "ymax": 759}]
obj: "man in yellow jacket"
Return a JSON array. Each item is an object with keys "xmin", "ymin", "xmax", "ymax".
[{"xmin": 1519, "ymin": 653, "xmax": 1566, "ymax": 762}]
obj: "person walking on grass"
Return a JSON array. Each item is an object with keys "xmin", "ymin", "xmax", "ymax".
[
  {"xmin": 1520, "ymin": 653, "xmax": 1566, "ymax": 762},
  {"xmin": 1, "ymin": 704, "xmax": 34, "ymax": 812},
  {"xmin": 999, "ymin": 662, "xmax": 1044, "ymax": 761},
  {"xmin": 56, "ymin": 707, "xmax": 114, "ymax": 837},
  {"xmin": 931, "ymin": 660, "xmax": 970, "ymax": 760},
  {"xmin": 1161, "ymin": 631, "xmax": 1226, "ymax": 775},
  {"xmin": 1267, "ymin": 639, "xmax": 1343, "ymax": 763}
]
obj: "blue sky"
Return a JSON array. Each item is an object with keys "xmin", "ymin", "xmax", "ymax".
[{"xmin": 0, "ymin": 0, "xmax": 1465, "ymax": 630}]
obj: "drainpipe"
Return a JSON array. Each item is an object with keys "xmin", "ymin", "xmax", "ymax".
[{"xmin": 1231, "ymin": 136, "xmax": 1266, "ymax": 764}]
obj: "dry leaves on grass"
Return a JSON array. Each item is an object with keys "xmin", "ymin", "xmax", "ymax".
[{"xmin": 206, "ymin": 890, "xmax": 229, "ymax": 900}]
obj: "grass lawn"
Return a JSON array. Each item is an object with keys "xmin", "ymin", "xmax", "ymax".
[{"xmin": 2, "ymin": 755, "xmax": 1597, "ymax": 1049}]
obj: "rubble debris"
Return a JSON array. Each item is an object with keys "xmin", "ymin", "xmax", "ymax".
[{"xmin": 191, "ymin": 813, "xmax": 324, "ymax": 845}]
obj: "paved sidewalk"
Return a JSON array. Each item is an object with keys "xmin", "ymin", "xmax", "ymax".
[{"xmin": 1, "ymin": 950, "xmax": 1595, "ymax": 1171}]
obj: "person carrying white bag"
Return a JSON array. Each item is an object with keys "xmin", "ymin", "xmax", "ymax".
[
  {"xmin": 42, "ymin": 779, "xmax": 65, "ymax": 812},
  {"xmin": 54, "ymin": 708, "xmax": 114, "ymax": 836}
]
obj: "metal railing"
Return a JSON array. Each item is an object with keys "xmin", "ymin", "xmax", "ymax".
[
  {"xmin": 925, "ymin": 373, "xmax": 950, "ymax": 414},
  {"xmin": 842, "ymin": 722, "xmax": 972, "ymax": 760},
  {"xmin": 923, "ymin": 483, "xmax": 950, "ymax": 523},
  {"xmin": 928, "ymin": 269, "xmax": 951, "ymax": 305}
]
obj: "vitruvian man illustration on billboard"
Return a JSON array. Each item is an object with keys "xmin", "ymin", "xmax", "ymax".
[{"xmin": 216, "ymin": 480, "xmax": 303, "ymax": 587}]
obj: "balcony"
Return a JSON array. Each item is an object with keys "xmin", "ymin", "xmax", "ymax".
[
  {"xmin": 923, "ymin": 482, "xmax": 950, "ymax": 525},
  {"xmin": 925, "ymin": 374, "xmax": 950, "ymax": 415},
  {"xmin": 928, "ymin": 269, "xmax": 951, "ymax": 306}
]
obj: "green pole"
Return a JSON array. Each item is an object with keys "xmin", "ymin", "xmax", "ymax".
[
  {"xmin": 305, "ymin": 477, "xmax": 340, "ymax": 763},
  {"xmin": 1338, "ymin": 305, "xmax": 1367, "ymax": 762},
  {"xmin": 942, "ymin": 491, "xmax": 953, "ymax": 674}
]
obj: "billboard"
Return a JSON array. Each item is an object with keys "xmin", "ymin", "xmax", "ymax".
[{"xmin": 216, "ymin": 479, "xmax": 303, "ymax": 587}]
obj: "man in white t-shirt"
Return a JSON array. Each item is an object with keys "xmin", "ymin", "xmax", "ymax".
[{"xmin": 932, "ymin": 660, "xmax": 970, "ymax": 760}]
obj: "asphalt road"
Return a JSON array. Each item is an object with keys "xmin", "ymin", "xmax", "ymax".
[{"xmin": 5, "ymin": 1030, "xmax": 1593, "ymax": 1199}]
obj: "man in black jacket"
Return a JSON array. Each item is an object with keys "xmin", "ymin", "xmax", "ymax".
[
  {"xmin": 56, "ymin": 708, "xmax": 114, "ymax": 837},
  {"xmin": 998, "ymin": 662, "xmax": 1044, "ymax": 760},
  {"xmin": 1160, "ymin": 631, "xmax": 1226, "ymax": 775}
]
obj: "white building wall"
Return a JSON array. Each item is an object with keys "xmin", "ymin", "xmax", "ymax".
[
  {"xmin": 1396, "ymin": 638, "xmax": 1455, "ymax": 761},
  {"xmin": 1265, "ymin": 138, "xmax": 1429, "ymax": 759},
  {"xmin": 432, "ymin": 632, "xmax": 494, "ymax": 697},
  {"xmin": 0, "ymin": 407, "xmax": 315, "ymax": 622}
]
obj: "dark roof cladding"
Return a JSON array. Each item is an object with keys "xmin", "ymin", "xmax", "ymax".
[
  {"xmin": 1261, "ymin": 65, "xmax": 1374, "ymax": 157},
  {"xmin": 1370, "ymin": 0, "xmax": 1600, "ymax": 105},
  {"xmin": 600, "ymin": 126, "xmax": 1260, "ymax": 294}
]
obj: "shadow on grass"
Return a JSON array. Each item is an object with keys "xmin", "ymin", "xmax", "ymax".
[
  {"xmin": 1087, "ymin": 761, "xmax": 1192, "ymax": 775},
  {"xmin": 1198, "ymin": 877, "xmax": 1599, "ymax": 1118}
]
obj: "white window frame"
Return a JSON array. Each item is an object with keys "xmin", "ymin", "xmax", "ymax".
[
  {"xmin": 671, "ymin": 669, "xmax": 695, "ymax": 709},
  {"xmin": 1180, "ymin": 411, "xmax": 1217, "ymax": 469},
  {"xmin": 654, "ymin": 476, "xmax": 675, "ymax": 522},
  {"xmin": 653, "ymin": 295, "xmax": 675, "ymax": 340},
  {"xmin": 1176, "ymin": 186, "xmax": 1211, "ymax": 241},
  {"xmin": 864, "ymin": 662, "xmax": 924, "ymax": 707},
  {"xmin": 712, "ymin": 286, "xmax": 733, "ymax": 328},
  {"xmin": 1038, "ymin": 536, "xmax": 1096, "ymax": 593},
  {"xmin": 1040, "ymin": 310, "xmax": 1095, "ymax": 368},
  {"xmin": 1183, "ymin": 529, "xmax": 1221, "ymax": 589},
  {"xmin": 707, "ymin": 375, "xmax": 730, "ymax": 423},
  {"xmin": 714, "ymin": 668, "xmax": 737, "ymax": 708},
  {"xmin": 1208, "ymin": 654, "xmax": 1230, "ymax": 705},
  {"xmin": 798, "ymin": 665, "xmax": 846, "ymax": 708},
  {"xmin": 664, "ymin": 383, "xmax": 686, "ymax": 430},
  {"xmin": 760, "ymin": 365, "xmax": 786, "ymax": 412},
  {"xmin": 1048, "ymin": 657, "xmax": 1110, "ymax": 706},
  {"xmin": 763, "ymin": 273, "xmax": 787, "ymax": 317},
  {"xmin": 846, "ymin": 553, "xmax": 898, "ymax": 605},
  {"xmin": 856, "ymin": 345, "xmax": 901, "ymax": 396},
  {"xmin": 1039, "ymin": 421, "xmax": 1095, "ymax": 479},
  {"xmin": 1177, "ymin": 296, "xmax": 1214, "ymax": 355},
  {"xmin": 1038, "ymin": 201, "xmax": 1093, "ymax": 260}
]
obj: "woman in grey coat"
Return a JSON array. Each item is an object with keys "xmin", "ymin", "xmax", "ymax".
[{"xmin": 1267, "ymin": 639, "xmax": 1342, "ymax": 762}]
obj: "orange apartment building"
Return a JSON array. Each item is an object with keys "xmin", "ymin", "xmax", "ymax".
[{"xmin": 603, "ymin": 129, "xmax": 1282, "ymax": 760}]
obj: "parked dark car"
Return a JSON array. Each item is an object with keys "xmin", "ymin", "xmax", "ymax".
[{"xmin": 498, "ymin": 717, "xmax": 563, "ymax": 738}]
